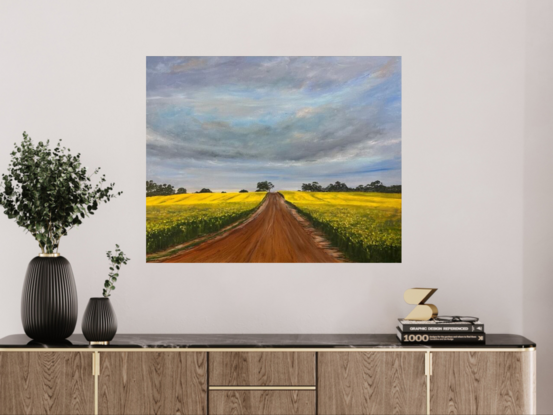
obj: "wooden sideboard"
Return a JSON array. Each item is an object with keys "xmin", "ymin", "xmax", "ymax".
[{"xmin": 0, "ymin": 334, "xmax": 536, "ymax": 415}]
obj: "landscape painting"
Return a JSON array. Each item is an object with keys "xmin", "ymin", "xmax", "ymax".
[{"xmin": 146, "ymin": 57, "xmax": 401, "ymax": 263}]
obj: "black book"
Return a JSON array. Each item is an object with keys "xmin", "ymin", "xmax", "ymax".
[
  {"xmin": 398, "ymin": 318, "xmax": 484, "ymax": 333},
  {"xmin": 397, "ymin": 327, "xmax": 486, "ymax": 344}
]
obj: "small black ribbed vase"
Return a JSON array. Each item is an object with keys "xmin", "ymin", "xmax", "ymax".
[
  {"xmin": 82, "ymin": 298, "xmax": 117, "ymax": 344},
  {"xmin": 22, "ymin": 255, "xmax": 78, "ymax": 341}
]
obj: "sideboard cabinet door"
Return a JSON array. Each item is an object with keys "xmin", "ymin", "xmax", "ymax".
[
  {"xmin": 318, "ymin": 351, "xmax": 427, "ymax": 415},
  {"xmin": 0, "ymin": 351, "xmax": 94, "ymax": 415},
  {"xmin": 430, "ymin": 351, "xmax": 536, "ymax": 415},
  {"xmin": 209, "ymin": 352, "xmax": 316, "ymax": 386},
  {"xmin": 210, "ymin": 390, "xmax": 315, "ymax": 415},
  {"xmin": 98, "ymin": 352, "xmax": 207, "ymax": 415}
]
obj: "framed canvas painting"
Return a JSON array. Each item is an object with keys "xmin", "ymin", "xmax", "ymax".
[{"xmin": 146, "ymin": 57, "xmax": 401, "ymax": 263}]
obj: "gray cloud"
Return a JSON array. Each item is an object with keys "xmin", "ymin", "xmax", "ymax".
[
  {"xmin": 147, "ymin": 56, "xmax": 400, "ymax": 95},
  {"xmin": 146, "ymin": 57, "xmax": 401, "ymax": 191},
  {"xmin": 147, "ymin": 105, "xmax": 397, "ymax": 164}
]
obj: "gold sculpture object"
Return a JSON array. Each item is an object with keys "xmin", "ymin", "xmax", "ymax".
[{"xmin": 404, "ymin": 288, "xmax": 438, "ymax": 320}]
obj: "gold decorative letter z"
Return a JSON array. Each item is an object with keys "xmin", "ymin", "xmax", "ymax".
[{"xmin": 404, "ymin": 288, "xmax": 438, "ymax": 321}]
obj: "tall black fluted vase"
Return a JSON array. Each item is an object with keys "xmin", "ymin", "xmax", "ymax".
[
  {"xmin": 21, "ymin": 255, "xmax": 78, "ymax": 341},
  {"xmin": 82, "ymin": 298, "xmax": 117, "ymax": 344}
]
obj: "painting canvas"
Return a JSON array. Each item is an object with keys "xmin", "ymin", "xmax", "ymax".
[{"xmin": 146, "ymin": 57, "xmax": 401, "ymax": 263}]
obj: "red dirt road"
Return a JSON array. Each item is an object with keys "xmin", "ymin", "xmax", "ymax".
[{"xmin": 160, "ymin": 193, "xmax": 340, "ymax": 263}]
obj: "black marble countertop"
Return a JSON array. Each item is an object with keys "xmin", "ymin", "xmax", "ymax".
[{"xmin": 0, "ymin": 333, "xmax": 536, "ymax": 349}]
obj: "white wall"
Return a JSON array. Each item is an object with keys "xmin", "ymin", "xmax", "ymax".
[
  {"xmin": 0, "ymin": 0, "xmax": 539, "ymax": 403},
  {"xmin": 0, "ymin": 0, "xmax": 526, "ymax": 335},
  {"xmin": 524, "ymin": 1, "xmax": 553, "ymax": 414}
]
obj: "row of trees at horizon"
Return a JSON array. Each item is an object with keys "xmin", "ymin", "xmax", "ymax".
[
  {"xmin": 146, "ymin": 180, "xmax": 274, "ymax": 197},
  {"xmin": 146, "ymin": 180, "xmax": 400, "ymax": 196},
  {"xmin": 301, "ymin": 180, "xmax": 401, "ymax": 193},
  {"xmin": 146, "ymin": 180, "xmax": 187, "ymax": 196}
]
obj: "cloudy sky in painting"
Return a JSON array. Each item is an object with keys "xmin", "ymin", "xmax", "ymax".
[{"xmin": 147, "ymin": 57, "xmax": 401, "ymax": 192}]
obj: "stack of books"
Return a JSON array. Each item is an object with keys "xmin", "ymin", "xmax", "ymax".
[{"xmin": 396, "ymin": 319, "xmax": 486, "ymax": 344}]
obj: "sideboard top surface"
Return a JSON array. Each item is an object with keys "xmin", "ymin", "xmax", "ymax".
[{"xmin": 0, "ymin": 333, "xmax": 536, "ymax": 349}]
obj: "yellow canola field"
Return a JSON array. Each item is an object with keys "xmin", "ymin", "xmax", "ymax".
[
  {"xmin": 280, "ymin": 191, "xmax": 401, "ymax": 263},
  {"xmin": 146, "ymin": 192, "xmax": 266, "ymax": 206},
  {"xmin": 147, "ymin": 192, "xmax": 266, "ymax": 255}
]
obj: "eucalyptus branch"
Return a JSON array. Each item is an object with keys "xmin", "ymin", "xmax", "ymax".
[
  {"xmin": 87, "ymin": 168, "xmax": 100, "ymax": 180},
  {"xmin": 102, "ymin": 244, "xmax": 130, "ymax": 298},
  {"xmin": 0, "ymin": 132, "xmax": 122, "ymax": 254}
]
